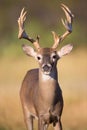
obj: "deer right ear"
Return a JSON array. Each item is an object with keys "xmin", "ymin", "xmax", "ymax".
[
  {"xmin": 22, "ymin": 44, "xmax": 37, "ymax": 57},
  {"xmin": 57, "ymin": 44, "xmax": 73, "ymax": 58}
]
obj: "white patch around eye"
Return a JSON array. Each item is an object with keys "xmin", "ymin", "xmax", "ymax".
[
  {"xmin": 51, "ymin": 52, "xmax": 57, "ymax": 62},
  {"xmin": 35, "ymin": 54, "xmax": 43, "ymax": 62}
]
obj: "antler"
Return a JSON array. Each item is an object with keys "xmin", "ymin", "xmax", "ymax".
[
  {"xmin": 18, "ymin": 8, "xmax": 40, "ymax": 50},
  {"xmin": 52, "ymin": 4, "xmax": 74, "ymax": 49}
]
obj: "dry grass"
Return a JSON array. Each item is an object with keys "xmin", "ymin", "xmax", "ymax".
[{"xmin": 0, "ymin": 49, "xmax": 87, "ymax": 130}]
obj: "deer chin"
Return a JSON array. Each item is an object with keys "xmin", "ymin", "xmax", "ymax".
[
  {"xmin": 43, "ymin": 71, "xmax": 51, "ymax": 75},
  {"xmin": 41, "ymin": 64, "xmax": 52, "ymax": 75},
  {"xmin": 42, "ymin": 68, "xmax": 52, "ymax": 75}
]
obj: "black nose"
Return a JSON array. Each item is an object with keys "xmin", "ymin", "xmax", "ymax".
[{"xmin": 42, "ymin": 64, "xmax": 52, "ymax": 72}]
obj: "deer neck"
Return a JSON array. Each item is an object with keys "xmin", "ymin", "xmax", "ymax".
[{"xmin": 38, "ymin": 67, "xmax": 58, "ymax": 105}]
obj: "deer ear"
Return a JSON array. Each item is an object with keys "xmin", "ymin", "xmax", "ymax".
[
  {"xmin": 22, "ymin": 44, "xmax": 37, "ymax": 57},
  {"xmin": 57, "ymin": 44, "xmax": 73, "ymax": 58}
]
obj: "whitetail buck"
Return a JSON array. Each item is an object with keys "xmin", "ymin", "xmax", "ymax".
[{"xmin": 18, "ymin": 4, "xmax": 74, "ymax": 130}]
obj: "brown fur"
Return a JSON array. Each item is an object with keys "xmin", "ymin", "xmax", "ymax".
[{"xmin": 20, "ymin": 67, "xmax": 63, "ymax": 129}]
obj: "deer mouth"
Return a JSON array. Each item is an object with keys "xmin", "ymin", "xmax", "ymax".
[{"xmin": 42, "ymin": 64, "xmax": 52, "ymax": 75}]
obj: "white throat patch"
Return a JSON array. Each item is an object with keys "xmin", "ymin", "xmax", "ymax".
[
  {"xmin": 40, "ymin": 71, "xmax": 56, "ymax": 81},
  {"xmin": 42, "ymin": 73, "xmax": 52, "ymax": 81}
]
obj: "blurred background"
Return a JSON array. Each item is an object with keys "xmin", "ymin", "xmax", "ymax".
[{"xmin": 0, "ymin": 0, "xmax": 87, "ymax": 130}]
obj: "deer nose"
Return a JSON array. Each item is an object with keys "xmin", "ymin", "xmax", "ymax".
[{"xmin": 42, "ymin": 64, "xmax": 52, "ymax": 72}]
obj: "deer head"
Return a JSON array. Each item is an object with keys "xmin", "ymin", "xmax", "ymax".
[{"xmin": 18, "ymin": 4, "xmax": 74, "ymax": 75}]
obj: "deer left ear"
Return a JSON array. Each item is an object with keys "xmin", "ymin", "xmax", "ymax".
[
  {"xmin": 57, "ymin": 44, "xmax": 73, "ymax": 58},
  {"xmin": 22, "ymin": 44, "xmax": 37, "ymax": 57}
]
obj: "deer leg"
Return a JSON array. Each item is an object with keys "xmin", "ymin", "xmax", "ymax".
[
  {"xmin": 53, "ymin": 119, "xmax": 62, "ymax": 130},
  {"xmin": 38, "ymin": 116, "xmax": 48, "ymax": 130},
  {"xmin": 44, "ymin": 124, "xmax": 49, "ymax": 130},
  {"xmin": 22, "ymin": 104, "xmax": 34, "ymax": 130},
  {"xmin": 38, "ymin": 117, "xmax": 44, "ymax": 130},
  {"xmin": 24, "ymin": 116, "xmax": 33, "ymax": 130}
]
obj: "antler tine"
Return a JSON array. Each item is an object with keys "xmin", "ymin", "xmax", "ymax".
[
  {"xmin": 61, "ymin": 4, "xmax": 74, "ymax": 19},
  {"xmin": 51, "ymin": 31, "xmax": 60, "ymax": 49},
  {"xmin": 61, "ymin": 3, "xmax": 74, "ymax": 32},
  {"xmin": 52, "ymin": 4, "xmax": 74, "ymax": 49},
  {"xmin": 18, "ymin": 8, "xmax": 40, "ymax": 50}
]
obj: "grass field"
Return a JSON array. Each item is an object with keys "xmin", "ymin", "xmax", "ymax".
[{"xmin": 0, "ymin": 49, "xmax": 87, "ymax": 130}]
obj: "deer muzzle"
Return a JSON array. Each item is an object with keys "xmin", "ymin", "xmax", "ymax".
[{"xmin": 42, "ymin": 64, "xmax": 52, "ymax": 75}]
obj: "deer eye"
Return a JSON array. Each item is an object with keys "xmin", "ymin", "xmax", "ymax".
[
  {"xmin": 37, "ymin": 56, "xmax": 41, "ymax": 60},
  {"xmin": 52, "ymin": 55, "xmax": 57, "ymax": 59}
]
